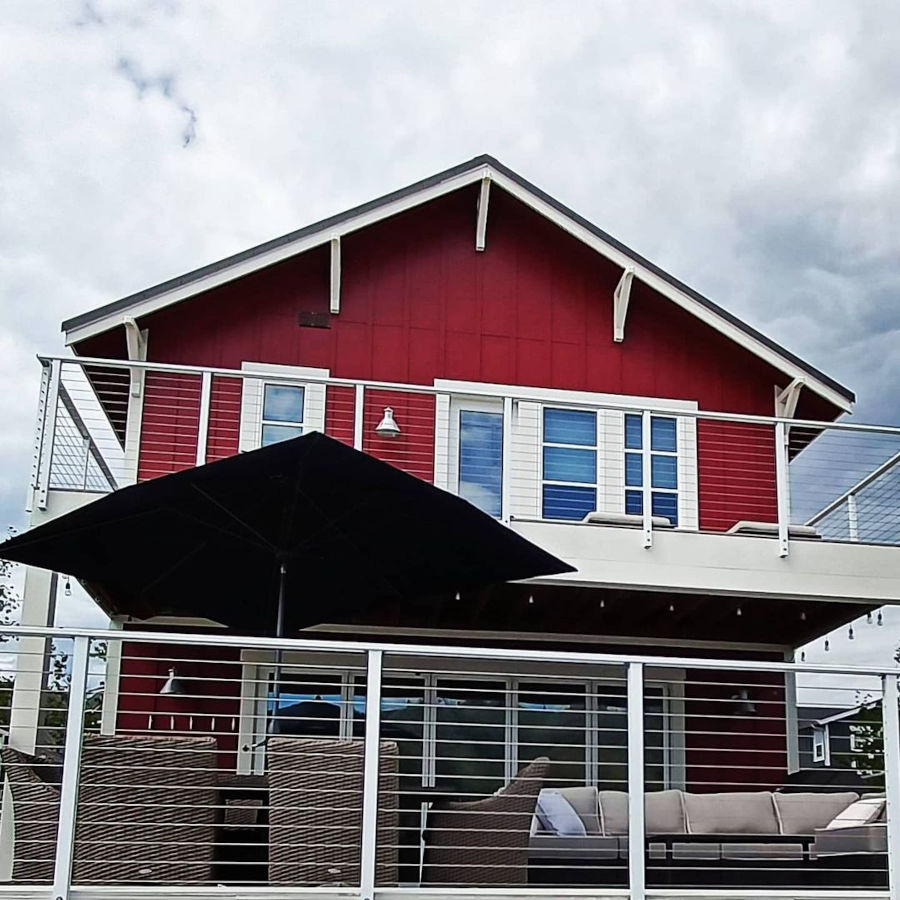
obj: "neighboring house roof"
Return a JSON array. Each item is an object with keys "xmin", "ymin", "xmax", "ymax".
[
  {"xmin": 62, "ymin": 154, "xmax": 855, "ymax": 410},
  {"xmin": 799, "ymin": 703, "xmax": 878, "ymax": 729}
]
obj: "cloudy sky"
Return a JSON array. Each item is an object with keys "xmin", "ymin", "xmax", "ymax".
[{"xmin": 3, "ymin": 0, "xmax": 900, "ymax": 677}]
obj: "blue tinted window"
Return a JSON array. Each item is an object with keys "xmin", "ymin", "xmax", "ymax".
[
  {"xmin": 542, "ymin": 485, "xmax": 597, "ymax": 520},
  {"xmin": 544, "ymin": 446, "xmax": 596, "ymax": 484},
  {"xmin": 625, "ymin": 490, "xmax": 642, "ymax": 516},
  {"xmin": 262, "ymin": 423, "xmax": 303, "ymax": 446},
  {"xmin": 544, "ymin": 408, "xmax": 596, "ymax": 446},
  {"xmin": 651, "ymin": 455, "xmax": 677, "ymax": 490},
  {"xmin": 652, "ymin": 492, "xmax": 678, "ymax": 525},
  {"xmin": 625, "ymin": 453, "xmax": 643, "ymax": 487},
  {"xmin": 650, "ymin": 417, "xmax": 676, "ymax": 452},
  {"xmin": 459, "ymin": 411, "xmax": 503, "ymax": 517},
  {"xmin": 263, "ymin": 384, "xmax": 305, "ymax": 423},
  {"xmin": 624, "ymin": 414, "xmax": 642, "ymax": 449}
]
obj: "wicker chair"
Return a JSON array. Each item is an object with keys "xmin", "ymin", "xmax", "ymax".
[
  {"xmin": 422, "ymin": 756, "xmax": 549, "ymax": 886},
  {"xmin": 1, "ymin": 735, "xmax": 219, "ymax": 885},
  {"xmin": 267, "ymin": 737, "xmax": 400, "ymax": 886}
]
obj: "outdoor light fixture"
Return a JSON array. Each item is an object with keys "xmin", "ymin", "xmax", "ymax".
[
  {"xmin": 159, "ymin": 667, "xmax": 188, "ymax": 696},
  {"xmin": 731, "ymin": 688, "xmax": 757, "ymax": 716},
  {"xmin": 375, "ymin": 407, "xmax": 401, "ymax": 437}
]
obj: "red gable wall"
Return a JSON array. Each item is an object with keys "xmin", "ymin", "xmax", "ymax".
[{"xmin": 78, "ymin": 185, "xmax": 838, "ymax": 525}]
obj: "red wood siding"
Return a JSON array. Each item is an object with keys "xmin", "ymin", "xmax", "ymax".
[
  {"xmin": 362, "ymin": 389, "xmax": 435, "ymax": 481},
  {"xmin": 206, "ymin": 375, "xmax": 242, "ymax": 462},
  {"xmin": 697, "ymin": 421, "xmax": 778, "ymax": 530},
  {"xmin": 324, "ymin": 385, "xmax": 355, "ymax": 446},
  {"xmin": 116, "ymin": 640, "xmax": 242, "ymax": 771},
  {"xmin": 137, "ymin": 372, "xmax": 202, "ymax": 481}
]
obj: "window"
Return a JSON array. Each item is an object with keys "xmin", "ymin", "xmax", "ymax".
[
  {"xmin": 624, "ymin": 414, "xmax": 679, "ymax": 526},
  {"xmin": 261, "ymin": 384, "xmax": 305, "ymax": 446},
  {"xmin": 812, "ymin": 725, "xmax": 828, "ymax": 764},
  {"xmin": 458, "ymin": 410, "xmax": 503, "ymax": 517},
  {"xmin": 542, "ymin": 408, "xmax": 599, "ymax": 520}
]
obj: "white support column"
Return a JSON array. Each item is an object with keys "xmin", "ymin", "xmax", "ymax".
[
  {"xmin": 641, "ymin": 411, "xmax": 653, "ymax": 549},
  {"xmin": 353, "ymin": 385, "xmax": 365, "ymax": 451},
  {"xmin": 501, "ymin": 397, "xmax": 512, "ymax": 524},
  {"xmin": 123, "ymin": 316, "xmax": 148, "ymax": 399},
  {"xmin": 330, "ymin": 235, "xmax": 341, "ymax": 314},
  {"xmin": 51, "ymin": 634, "xmax": 90, "ymax": 900},
  {"xmin": 783, "ymin": 649, "xmax": 800, "ymax": 773},
  {"xmin": 882, "ymin": 672, "xmax": 900, "ymax": 900},
  {"xmin": 614, "ymin": 267, "xmax": 635, "ymax": 343},
  {"xmin": 195, "ymin": 371, "xmax": 212, "ymax": 466},
  {"xmin": 848, "ymin": 492, "xmax": 860, "ymax": 542},
  {"xmin": 99, "ymin": 621, "xmax": 124, "ymax": 736},
  {"xmin": 8, "ymin": 567, "xmax": 58, "ymax": 755},
  {"xmin": 359, "ymin": 649, "xmax": 383, "ymax": 900},
  {"xmin": 25, "ymin": 360, "xmax": 52, "ymax": 514},
  {"xmin": 774, "ymin": 420, "xmax": 790, "ymax": 558},
  {"xmin": 627, "ymin": 661, "xmax": 646, "ymax": 900},
  {"xmin": 475, "ymin": 176, "xmax": 491, "ymax": 251}
]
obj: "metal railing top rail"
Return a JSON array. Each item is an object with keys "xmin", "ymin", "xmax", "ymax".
[
  {"xmin": 36, "ymin": 353, "xmax": 900, "ymax": 437},
  {"xmin": 4, "ymin": 624, "xmax": 900, "ymax": 679}
]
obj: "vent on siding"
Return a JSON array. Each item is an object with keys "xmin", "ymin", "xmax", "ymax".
[{"xmin": 298, "ymin": 311, "xmax": 331, "ymax": 329}]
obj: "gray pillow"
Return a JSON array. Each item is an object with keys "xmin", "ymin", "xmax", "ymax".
[
  {"xmin": 536, "ymin": 791, "xmax": 586, "ymax": 836},
  {"xmin": 683, "ymin": 791, "xmax": 779, "ymax": 835},
  {"xmin": 773, "ymin": 792, "xmax": 860, "ymax": 834},
  {"xmin": 598, "ymin": 790, "xmax": 629, "ymax": 835},
  {"xmin": 646, "ymin": 790, "xmax": 686, "ymax": 833},
  {"xmin": 555, "ymin": 786, "xmax": 601, "ymax": 834}
]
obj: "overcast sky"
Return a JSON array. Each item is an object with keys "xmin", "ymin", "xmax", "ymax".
[{"xmin": 3, "ymin": 1, "xmax": 900, "ymax": 677}]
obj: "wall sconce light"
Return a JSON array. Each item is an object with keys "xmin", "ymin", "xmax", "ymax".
[
  {"xmin": 731, "ymin": 688, "xmax": 757, "ymax": 716},
  {"xmin": 159, "ymin": 667, "xmax": 188, "ymax": 696},
  {"xmin": 375, "ymin": 407, "xmax": 401, "ymax": 437}
]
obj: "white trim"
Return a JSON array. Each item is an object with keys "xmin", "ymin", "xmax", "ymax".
[
  {"xmin": 475, "ymin": 176, "xmax": 491, "ymax": 251},
  {"xmin": 99, "ymin": 619, "xmax": 124, "ymax": 736},
  {"xmin": 613, "ymin": 267, "xmax": 634, "ymax": 343},
  {"xmin": 195, "ymin": 371, "xmax": 212, "ymax": 466},
  {"xmin": 775, "ymin": 378, "xmax": 805, "ymax": 419},
  {"xmin": 62, "ymin": 163, "xmax": 852, "ymax": 413},
  {"xmin": 238, "ymin": 362, "xmax": 329, "ymax": 453},
  {"xmin": 329, "ymin": 235, "xmax": 341, "ymax": 314}
]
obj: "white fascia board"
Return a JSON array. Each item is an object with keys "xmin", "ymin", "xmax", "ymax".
[
  {"xmin": 511, "ymin": 519, "xmax": 900, "ymax": 606},
  {"xmin": 488, "ymin": 171, "xmax": 853, "ymax": 414},
  {"xmin": 433, "ymin": 378, "xmax": 699, "ymax": 412},
  {"xmin": 64, "ymin": 166, "xmax": 491, "ymax": 346}
]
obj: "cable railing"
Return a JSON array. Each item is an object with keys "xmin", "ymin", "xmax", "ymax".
[
  {"xmin": 0, "ymin": 624, "xmax": 898, "ymax": 898},
  {"xmin": 26, "ymin": 354, "xmax": 900, "ymax": 554}
]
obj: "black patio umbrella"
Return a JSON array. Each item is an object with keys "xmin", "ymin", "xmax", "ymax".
[{"xmin": 0, "ymin": 432, "xmax": 574, "ymax": 635}]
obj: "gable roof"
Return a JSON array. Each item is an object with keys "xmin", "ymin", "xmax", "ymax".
[{"xmin": 63, "ymin": 154, "xmax": 855, "ymax": 410}]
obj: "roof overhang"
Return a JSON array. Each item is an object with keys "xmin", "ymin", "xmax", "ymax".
[{"xmin": 63, "ymin": 154, "xmax": 855, "ymax": 412}]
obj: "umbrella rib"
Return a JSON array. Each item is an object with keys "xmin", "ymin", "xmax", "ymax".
[{"xmin": 189, "ymin": 484, "xmax": 280, "ymax": 553}]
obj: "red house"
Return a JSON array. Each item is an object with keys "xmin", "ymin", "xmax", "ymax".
[{"xmin": 6, "ymin": 156, "xmax": 900, "ymax": 894}]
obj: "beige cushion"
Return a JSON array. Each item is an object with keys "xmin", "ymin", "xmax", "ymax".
[
  {"xmin": 722, "ymin": 842, "xmax": 804, "ymax": 860},
  {"xmin": 646, "ymin": 790, "xmax": 686, "ymax": 833},
  {"xmin": 598, "ymin": 790, "xmax": 629, "ymax": 835},
  {"xmin": 683, "ymin": 791, "xmax": 778, "ymax": 834},
  {"xmin": 555, "ymin": 786, "xmax": 601, "ymax": 835},
  {"xmin": 773, "ymin": 792, "xmax": 859, "ymax": 834},
  {"xmin": 598, "ymin": 790, "xmax": 686, "ymax": 835}
]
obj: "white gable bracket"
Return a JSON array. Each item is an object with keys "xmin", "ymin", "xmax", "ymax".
[
  {"xmin": 613, "ymin": 267, "xmax": 635, "ymax": 343},
  {"xmin": 775, "ymin": 377, "xmax": 805, "ymax": 418},
  {"xmin": 329, "ymin": 235, "xmax": 341, "ymax": 315},
  {"xmin": 122, "ymin": 316, "xmax": 148, "ymax": 398},
  {"xmin": 475, "ymin": 176, "xmax": 491, "ymax": 252}
]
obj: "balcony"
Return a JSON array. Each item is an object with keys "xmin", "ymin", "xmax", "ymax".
[
  {"xmin": 26, "ymin": 355, "xmax": 900, "ymax": 607},
  {"xmin": 2, "ymin": 624, "xmax": 899, "ymax": 899}
]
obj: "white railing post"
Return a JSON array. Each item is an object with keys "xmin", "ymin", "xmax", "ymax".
[
  {"xmin": 627, "ymin": 661, "xmax": 646, "ymax": 900},
  {"xmin": 35, "ymin": 359, "xmax": 62, "ymax": 511},
  {"xmin": 51, "ymin": 634, "xmax": 90, "ymax": 900},
  {"xmin": 26, "ymin": 360, "xmax": 53, "ymax": 513},
  {"xmin": 501, "ymin": 397, "xmax": 512, "ymax": 524},
  {"xmin": 774, "ymin": 420, "xmax": 790, "ymax": 558},
  {"xmin": 195, "ymin": 371, "xmax": 212, "ymax": 466},
  {"xmin": 883, "ymin": 673, "xmax": 900, "ymax": 900},
  {"xmin": 354, "ymin": 385, "xmax": 365, "ymax": 451},
  {"xmin": 848, "ymin": 491, "xmax": 860, "ymax": 542},
  {"xmin": 641, "ymin": 411, "xmax": 653, "ymax": 548},
  {"xmin": 360, "ymin": 648, "xmax": 383, "ymax": 900}
]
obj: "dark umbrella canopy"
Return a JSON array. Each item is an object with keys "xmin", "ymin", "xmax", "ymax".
[{"xmin": 1, "ymin": 432, "xmax": 574, "ymax": 634}]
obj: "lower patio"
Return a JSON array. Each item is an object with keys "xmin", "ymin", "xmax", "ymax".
[{"xmin": 1, "ymin": 623, "xmax": 897, "ymax": 900}]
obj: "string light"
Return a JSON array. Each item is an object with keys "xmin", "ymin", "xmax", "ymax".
[
  {"xmin": 867, "ymin": 611, "xmax": 873, "ymax": 625},
  {"xmin": 599, "ymin": 599, "xmax": 605, "ymax": 609},
  {"xmin": 878, "ymin": 611, "xmax": 884, "ymax": 627},
  {"xmin": 800, "ymin": 610, "xmax": 807, "ymax": 622},
  {"xmin": 669, "ymin": 602, "xmax": 675, "ymax": 613},
  {"xmin": 454, "ymin": 592, "xmax": 460, "ymax": 601},
  {"xmin": 527, "ymin": 595, "xmax": 534, "ymax": 605},
  {"xmin": 848, "ymin": 625, "xmax": 855, "ymax": 640},
  {"xmin": 64, "ymin": 576, "xmax": 71, "ymax": 597},
  {"xmin": 800, "ymin": 651, "xmax": 806, "ymax": 662},
  {"xmin": 824, "ymin": 639, "xmax": 830, "ymax": 652},
  {"xmin": 736, "ymin": 607, "xmax": 742, "ymax": 617}
]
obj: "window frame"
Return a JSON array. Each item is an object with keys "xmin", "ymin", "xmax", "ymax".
[
  {"xmin": 260, "ymin": 383, "xmax": 307, "ymax": 446},
  {"xmin": 540, "ymin": 406, "xmax": 602, "ymax": 521},
  {"xmin": 624, "ymin": 413, "xmax": 681, "ymax": 526},
  {"xmin": 447, "ymin": 396, "xmax": 505, "ymax": 519}
]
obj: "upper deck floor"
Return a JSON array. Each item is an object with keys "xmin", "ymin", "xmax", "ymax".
[{"xmin": 27, "ymin": 353, "xmax": 900, "ymax": 615}]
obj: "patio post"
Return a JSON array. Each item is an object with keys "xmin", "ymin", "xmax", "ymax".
[
  {"xmin": 360, "ymin": 648, "xmax": 384, "ymax": 900},
  {"xmin": 627, "ymin": 661, "xmax": 646, "ymax": 900},
  {"xmin": 883, "ymin": 672, "xmax": 900, "ymax": 900},
  {"xmin": 51, "ymin": 634, "xmax": 90, "ymax": 900}
]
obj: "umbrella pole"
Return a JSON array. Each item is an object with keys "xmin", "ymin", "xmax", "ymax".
[{"xmin": 268, "ymin": 561, "xmax": 287, "ymax": 736}]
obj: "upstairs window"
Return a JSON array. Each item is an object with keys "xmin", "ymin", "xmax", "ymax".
[
  {"xmin": 261, "ymin": 384, "xmax": 305, "ymax": 446},
  {"xmin": 624, "ymin": 414, "xmax": 679, "ymax": 525},
  {"xmin": 542, "ymin": 408, "xmax": 598, "ymax": 520},
  {"xmin": 458, "ymin": 410, "xmax": 503, "ymax": 517}
]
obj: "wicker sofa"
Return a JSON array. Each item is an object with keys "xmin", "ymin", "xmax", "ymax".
[{"xmin": 1, "ymin": 734, "xmax": 219, "ymax": 885}]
